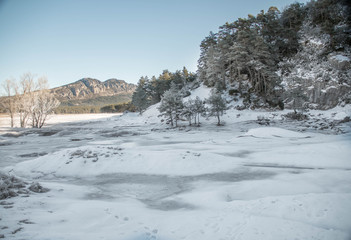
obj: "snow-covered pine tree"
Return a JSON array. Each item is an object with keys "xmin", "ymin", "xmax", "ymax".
[
  {"xmin": 204, "ymin": 46, "xmax": 224, "ymax": 88},
  {"xmin": 193, "ymin": 96, "xmax": 206, "ymax": 126},
  {"xmin": 182, "ymin": 98, "xmax": 195, "ymax": 126},
  {"xmin": 198, "ymin": 32, "xmax": 218, "ymax": 86},
  {"xmin": 206, "ymin": 90, "xmax": 227, "ymax": 126},
  {"xmin": 181, "ymin": 96, "xmax": 206, "ymax": 126},
  {"xmin": 158, "ymin": 82, "xmax": 184, "ymax": 127}
]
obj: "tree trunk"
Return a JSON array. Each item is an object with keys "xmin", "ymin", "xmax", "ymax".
[
  {"xmin": 10, "ymin": 115, "xmax": 14, "ymax": 128},
  {"xmin": 238, "ymin": 67, "xmax": 242, "ymax": 91},
  {"xmin": 170, "ymin": 114, "xmax": 173, "ymax": 127}
]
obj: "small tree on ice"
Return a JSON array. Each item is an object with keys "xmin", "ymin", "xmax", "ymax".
[
  {"xmin": 182, "ymin": 98, "xmax": 195, "ymax": 126},
  {"xmin": 30, "ymin": 77, "xmax": 60, "ymax": 128},
  {"xmin": 181, "ymin": 96, "xmax": 206, "ymax": 126},
  {"xmin": 192, "ymin": 96, "xmax": 206, "ymax": 126},
  {"xmin": 158, "ymin": 83, "xmax": 183, "ymax": 127},
  {"xmin": 206, "ymin": 90, "xmax": 227, "ymax": 126}
]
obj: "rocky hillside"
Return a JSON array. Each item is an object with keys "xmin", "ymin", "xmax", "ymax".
[
  {"xmin": 280, "ymin": 24, "xmax": 351, "ymax": 110},
  {"xmin": 51, "ymin": 78, "xmax": 136, "ymax": 101}
]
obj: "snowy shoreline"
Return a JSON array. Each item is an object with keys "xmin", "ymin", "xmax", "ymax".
[{"xmin": 0, "ymin": 113, "xmax": 120, "ymax": 129}]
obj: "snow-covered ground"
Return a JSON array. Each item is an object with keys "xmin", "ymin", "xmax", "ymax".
[{"xmin": 1, "ymin": 87, "xmax": 351, "ymax": 240}]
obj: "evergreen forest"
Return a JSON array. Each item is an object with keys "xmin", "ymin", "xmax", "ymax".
[{"xmin": 133, "ymin": 0, "xmax": 351, "ymax": 113}]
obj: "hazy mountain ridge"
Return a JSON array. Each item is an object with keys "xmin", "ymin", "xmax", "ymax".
[{"xmin": 51, "ymin": 78, "xmax": 136, "ymax": 101}]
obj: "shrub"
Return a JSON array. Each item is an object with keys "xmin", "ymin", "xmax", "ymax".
[{"xmin": 283, "ymin": 111, "xmax": 309, "ymax": 121}]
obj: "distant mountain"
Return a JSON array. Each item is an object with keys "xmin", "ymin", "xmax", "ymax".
[
  {"xmin": 51, "ymin": 78, "xmax": 136, "ymax": 102},
  {"xmin": 0, "ymin": 78, "xmax": 137, "ymax": 114}
]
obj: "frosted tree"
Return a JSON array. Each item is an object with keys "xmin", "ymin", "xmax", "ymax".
[
  {"xmin": 182, "ymin": 98, "xmax": 195, "ymax": 126},
  {"xmin": 17, "ymin": 73, "xmax": 35, "ymax": 128},
  {"xmin": 198, "ymin": 32, "xmax": 218, "ymax": 85},
  {"xmin": 226, "ymin": 42, "xmax": 250, "ymax": 88},
  {"xmin": 289, "ymin": 85, "xmax": 308, "ymax": 114},
  {"xmin": 2, "ymin": 73, "xmax": 60, "ymax": 128},
  {"xmin": 192, "ymin": 96, "xmax": 206, "ymax": 126},
  {"xmin": 181, "ymin": 97, "xmax": 206, "ymax": 126},
  {"xmin": 1, "ymin": 78, "xmax": 18, "ymax": 127},
  {"xmin": 204, "ymin": 46, "xmax": 226, "ymax": 88},
  {"xmin": 158, "ymin": 83, "xmax": 183, "ymax": 127},
  {"xmin": 206, "ymin": 90, "xmax": 228, "ymax": 126},
  {"xmin": 30, "ymin": 77, "xmax": 60, "ymax": 128}
]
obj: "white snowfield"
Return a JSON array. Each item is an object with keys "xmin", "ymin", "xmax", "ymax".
[{"xmin": 1, "ymin": 85, "xmax": 351, "ymax": 240}]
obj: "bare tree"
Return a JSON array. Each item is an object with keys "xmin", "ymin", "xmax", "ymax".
[
  {"xmin": 17, "ymin": 73, "xmax": 35, "ymax": 128},
  {"xmin": 1, "ymin": 79, "xmax": 18, "ymax": 127},
  {"xmin": 1, "ymin": 73, "xmax": 60, "ymax": 128},
  {"xmin": 30, "ymin": 77, "xmax": 60, "ymax": 128}
]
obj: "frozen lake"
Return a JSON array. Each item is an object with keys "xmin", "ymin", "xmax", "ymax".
[
  {"xmin": 1, "ymin": 109, "xmax": 351, "ymax": 240},
  {"xmin": 0, "ymin": 113, "xmax": 120, "ymax": 128}
]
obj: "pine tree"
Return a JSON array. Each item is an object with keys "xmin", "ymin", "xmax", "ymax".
[
  {"xmin": 153, "ymin": 75, "xmax": 171, "ymax": 103},
  {"xmin": 181, "ymin": 97, "xmax": 206, "ymax": 126},
  {"xmin": 193, "ymin": 96, "xmax": 206, "ymax": 126},
  {"xmin": 132, "ymin": 86, "xmax": 149, "ymax": 114},
  {"xmin": 204, "ymin": 45, "xmax": 226, "ymax": 88},
  {"xmin": 226, "ymin": 42, "xmax": 250, "ymax": 87},
  {"xmin": 182, "ymin": 67, "xmax": 189, "ymax": 79},
  {"xmin": 206, "ymin": 90, "xmax": 227, "ymax": 126},
  {"xmin": 158, "ymin": 83, "xmax": 184, "ymax": 127},
  {"xmin": 198, "ymin": 32, "xmax": 218, "ymax": 85},
  {"xmin": 182, "ymin": 98, "xmax": 195, "ymax": 126}
]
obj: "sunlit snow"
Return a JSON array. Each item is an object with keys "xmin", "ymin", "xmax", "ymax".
[{"xmin": 1, "ymin": 93, "xmax": 351, "ymax": 240}]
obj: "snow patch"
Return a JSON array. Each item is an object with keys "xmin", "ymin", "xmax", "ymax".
[
  {"xmin": 330, "ymin": 55, "xmax": 350, "ymax": 62},
  {"xmin": 186, "ymin": 84, "xmax": 211, "ymax": 100},
  {"xmin": 244, "ymin": 127, "xmax": 308, "ymax": 138}
]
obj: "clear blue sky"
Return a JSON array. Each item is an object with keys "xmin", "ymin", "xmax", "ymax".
[{"xmin": 0, "ymin": 0, "xmax": 307, "ymax": 88}]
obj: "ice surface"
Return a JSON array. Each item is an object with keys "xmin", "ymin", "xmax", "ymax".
[
  {"xmin": 1, "ymin": 104, "xmax": 351, "ymax": 240},
  {"xmin": 0, "ymin": 113, "xmax": 119, "ymax": 128}
]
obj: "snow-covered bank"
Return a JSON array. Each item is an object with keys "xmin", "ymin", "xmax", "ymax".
[{"xmin": 1, "ymin": 101, "xmax": 351, "ymax": 240}]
